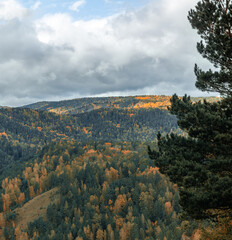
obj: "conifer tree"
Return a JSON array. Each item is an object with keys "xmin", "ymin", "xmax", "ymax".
[{"xmin": 149, "ymin": 0, "xmax": 232, "ymax": 219}]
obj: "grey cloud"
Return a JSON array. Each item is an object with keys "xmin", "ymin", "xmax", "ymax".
[{"xmin": 0, "ymin": 0, "xmax": 211, "ymax": 107}]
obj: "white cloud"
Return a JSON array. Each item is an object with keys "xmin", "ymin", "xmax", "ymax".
[
  {"xmin": 31, "ymin": 1, "xmax": 41, "ymax": 10},
  {"xmin": 0, "ymin": 0, "xmax": 28, "ymax": 20},
  {"xmin": 69, "ymin": 0, "xmax": 86, "ymax": 12},
  {"xmin": 0, "ymin": 0, "xmax": 213, "ymax": 107}
]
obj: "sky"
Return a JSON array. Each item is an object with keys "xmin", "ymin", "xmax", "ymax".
[{"xmin": 0, "ymin": 0, "xmax": 213, "ymax": 107}]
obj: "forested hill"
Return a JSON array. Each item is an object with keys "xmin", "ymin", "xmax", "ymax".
[
  {"xmin": 0, "ymin": 141, "xmax": 196, "ymax": 240},
  {"xmin": 0, "ymin": 95, "xmax": 220, "ymax": 172},
  {"xmin": 0, "ymin": 106, "xmax": 178, "ymax": 171},
  {"xmin": 0, "ymin": 95, "xmax": 222, "ymax": 239},
  {"xmin": 23, "ymin": 95, "xmax": 220, "ymax": 115}
]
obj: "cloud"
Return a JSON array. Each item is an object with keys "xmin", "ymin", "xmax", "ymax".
[
  {"xmin": 0, "ymin": 0, "xmax": 212, "ymax": 107},
  {"xmin": 69, "ymin": 0, "xmax": 86, "ymax": 12},
  {"xmin": 31, "ymin": 1, "xmax": 41, "ymax": 10},
  {"xmin": 0, "ymin": 0, "xmax": 28, "ymax": 20}
]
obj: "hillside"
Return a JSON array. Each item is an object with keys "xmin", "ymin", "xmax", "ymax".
[
  {"xmin": 0, "ymin": 105, "xmax": 178, "ymax": 172},
  {"xmin": 14, "ymin": 187, "xmax": 59, "ymax": 231},
  {"xmin": 0, "ymin": 141, "xmax": 198, "ymax": 240},
  {"xmin": 23, "ymin": 95, "xmax": 220, "ymax": 115},
  {"xmin": 0, "ymin": 95, "xmax": 226, "ymax": 240}
]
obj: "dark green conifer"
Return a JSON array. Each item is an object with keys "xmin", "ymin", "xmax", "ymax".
[{"xmin": 149, "ymin": 0, "xmax": 232, "ymax": 219}]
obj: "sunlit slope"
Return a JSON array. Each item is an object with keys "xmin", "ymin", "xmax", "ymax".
[{"xmin": 24, "ymin": 95, "xmax": 220, "ymax": 115}]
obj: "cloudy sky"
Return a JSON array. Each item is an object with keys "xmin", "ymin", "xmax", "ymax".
[{"xmin": 0, "ymin": 0, "xmax": 213, "ymax": 107}]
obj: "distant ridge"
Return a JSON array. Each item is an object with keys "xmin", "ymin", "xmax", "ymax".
[{"xmin": 23, "ymin": 95, "xmax": 220, "ymax": 115}]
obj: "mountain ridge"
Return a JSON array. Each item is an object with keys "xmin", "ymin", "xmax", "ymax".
[{"xmin": 22, "ymin": 95, "xmax": 220, "ymax": 115}]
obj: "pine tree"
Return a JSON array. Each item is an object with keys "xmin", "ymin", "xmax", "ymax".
[{"xmin": 149, "ymin": 0, "xmax": 232, "ymax": 219}]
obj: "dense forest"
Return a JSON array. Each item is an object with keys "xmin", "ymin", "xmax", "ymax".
[
  {"xmin": 0, "ymin": 94, "xmax": 226, "ymax": 239},
  {"xmin": 0, "ymin": 141, "xmax": 199, "ymax": 240},
  {"xmin": 0, "ymin": 95, "xmax": 199, "ymax": 240},
  {"xmin": 0, "ymin": 105, "xmax": 179, "ymax": 171}
]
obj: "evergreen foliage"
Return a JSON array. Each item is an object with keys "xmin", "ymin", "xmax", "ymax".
[
  {"xmin": 188, "ymin": 0, "xmax": 232, "ymax": 96},
  {"xmin": 149, "ymin": 0, "xmax": 232, "ymax": 220}
]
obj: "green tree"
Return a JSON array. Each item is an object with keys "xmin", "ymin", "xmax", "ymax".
[
  {"xmin": 188, "ymin": 0, "xmax": 232, "ymax": 96},
  {"xmin": 149, "ymin": 0, "xmax": 232, "ymax": 219}
]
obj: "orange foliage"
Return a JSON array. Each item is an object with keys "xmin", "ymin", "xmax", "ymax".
[
  {"xmin": 37, "ymin": 127, "xmax": 42, "ymax": 131},
  {"xmin": 86, "ymin": 149, "xmax": 97, "ymax": 155},
  {"xmin": 133, "ymin": 101, "xmax": 171, "ymax": 109},
  {"xmin": 115, "ymin": 216, "xmax": 124, "ymax": 230},
  {"xmin": 121, "ymin": 150, "xmax": 131, "ymax": 155},
  {"xmin": 152, "ymin": 221, "xmax": 157, "ymax": 226},
  {"xmin": 135, "ymin": 96, "xmax": 153, "ymax": 100},
  {"xmin": 104, "ymin": 142, "xmax": 111, "ymax": 146},
  {"xmin": 164, "ymin": 202, "xmax": 173, "ymax": 215},
  {"xmin": 18, "ymin": 192, "xmax": 25, "ymax": 205},
  {"xmin": 0, "ymin": 131, "xmax": 8, "ymax": 139},
  {"xmin": 92, "ymin": 104, "xmax": 101, "ymax": 110},
  {"xmin": 2, "ymin": 193, "xmax": 11, "ymax": 212},
  {"xmin": 102, "ymin": 182, "xmax": 109, "ymax": 192},
  {"xmin": 114, "ymin": 194, "xmax": 127, "ymax": 214},
  {"xmin": 132, "ymin": 96, "xmax": 172, "ymax": 109},
  {"xmin": 24, "ymin": 167, "xmax": 32, "ymax": 180},
  {"xmin": 83, "ymin": 128, "xmax": 89, "ymax": 134},
  {"xmin": 2, "ymin": 177, "xmax": 9, "ymax": 189},
  {"xmin": 141, "ymin": 166, "xmax": 159, "ymax": 176}
]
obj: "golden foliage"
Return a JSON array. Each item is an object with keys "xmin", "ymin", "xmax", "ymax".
[
  {"xmin": 18, "ymin": 193, "xmax": 25, "ymax": 205},
  {"xmin": 96, "ymin": 229, "xmax": 104, "ymax": 240},
  {"xmin": 121, "ymin": 150, "xmax": 131, "ymax": 155},
  {"xmin": 141, "ymin": 166, "xmax": 159, "ymax": 176},
  {"xmin": 114, "ymin": 194, "xmax": 127, "ymax": 214},
  {"xmin": 105, "ymin": 167, "xmax": 119, "ymax": 183},
  {"xmin": 115, "ymin": 216, "xmax": 124, "ymax": 230},
  {"xmin": 84, "ymin": 225, "xmax": 93, "ymax": 240},
  {"xmin": 164, "ymin": 201, "xmax": 173, "ymax": 215}
]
